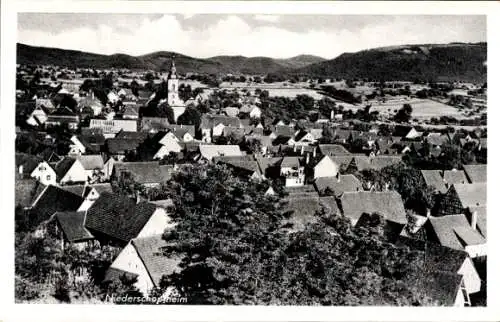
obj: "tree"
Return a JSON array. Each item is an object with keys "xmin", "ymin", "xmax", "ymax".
[
  {"xmin": 177, "ymin": 106, "xmax": 201, "ymax": 128},
  {"xmin": 156, "ymin": 164, "xmax": 435, "ymax": 305},
  {"xmin": 394, "ymin": 104, "xmax": 412, "ymax": 123}
]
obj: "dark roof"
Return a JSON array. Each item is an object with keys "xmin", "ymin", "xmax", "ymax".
[
  {"xmin": 15, "ymin": 153, "xmax": 43, "ymax": 178},
  {"xmin": 318, "ymin": 144, "xmax": 351, "ymax": 156},
  {"xmin": 340, "ymin": 191, "xmax": 407, "ymax": 225},
  {"xmin": 283, "ymin": 195, "xmax": 321, "ymax": 231},
  {"xmin": 280, "ymin": 156, "xmax": 301, "ymax": 168},
  {"xmin": 61, "ymin": 183, "xmax": 113, "ymax": 198},
  {"xmin": 314, "ymin": 175, "xmax": 363, "ymax": 197},
  {"xmin": 272, "ymin": 125, "xmax": 295, "ymax": 138},
  {"xmin": 428, "ymin": 214, "xmax": 486, "ymax": 249},
  {"xmin": 402, "ymin": 269, "xmax": 463, "ymax": 306},
  {"xmin": 200, "ymin": 114, "xmax": 241, "ymax": 129},
  {"xmin": 140, "ymin": 117, "xmax": 170, "ymax": 132},
  {"xmin": 442, "ymin": 170, "xmax": 468, "ymax": 185},
  {"xmin": 114, "ymin": 162, "xmax": 174, "ymax": 185},
  {"xmin": 30, "ymin": 185, "xmax": 84, "ymax": 227},
  {"xmin": 214, "ymin": 155, "xmax": 261, "ymax": 175},
  {"xmin": 106, "ymin": 138, "xmax": 142, "ymax": 154},
  {"xmin": 421, "ymin": 170, "xmax": 447, "ymax": 194},
  {"xmin": 104, "ymin": 267, "xmax": 138, "ymax": 284},
  {"xmin": 54, "ymin": 157, "xmax": 77, "ymax": 181},
  {"xmin": 396, "ymin": 236, "xmax": 469, "ymax": 272},
  {"xmin": 462, "ymin": 165, "xmax": 486, "ymax": 183},
  {"xmin": 85, "ymin": 192, "xmax": 158, "ymax": 243},
  {"xmin": 453, "ymin": 183, "xmax": 486, "ymax": 208},
  {"xmin": 55, "ymin": 211, "xmax": 94, "ymax": 242},
  {"xmin": 115, "ymin": 131, "xmax": 151, "ymax": 141},
  {"xmin": 132, "ymin": 235, "xmax": 182, "ymax": 287},
  {"xmin": 15, "ymin": 179, "xmax": 41, "ymax": 208},
  {"xmin": 319, "ymin": 196, "xmax": 341, "ymax": 214}
]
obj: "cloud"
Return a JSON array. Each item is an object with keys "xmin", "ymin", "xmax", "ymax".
[
  {"xmin": 17, "ymin": 14, "xmax": 486, "ymax": 59},
  {"xmin": 253, "ymin": 14, "xmax": 280, "ymax": 23}
]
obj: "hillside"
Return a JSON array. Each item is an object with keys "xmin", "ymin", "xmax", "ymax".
[
  {"xmin": 17, "ymin": 43, "xmax": 323, "ymax": 75},
  {"xmin": 295, "ymin": 43, "xmax": 487, "ymax": 83}
]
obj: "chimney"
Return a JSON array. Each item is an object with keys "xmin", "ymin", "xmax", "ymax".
[
  {"xmin": 293, "ymin": 145, "xmax": 297, "ymax": 152},
  {"xmin": 306, "ymin": 153, "xmax": 310, "ymax": 164},
  {"xmin": 313, "ymin": 147, "xmax": 317, "ymax": 158},
  {"xmin": 470, "ymin": 210, "xmax": 478, "ymax": 230},
  {"xmin": 426, "ymin": 208, "xmax": 431, "ymax": 217},
  {"xmin": 330, "ymin": 110, "xmax": 334, "ymax": 120},
  {"xmin": 18, "ymin": 165, "xmax": 23, "ymax": 175},
  {"xmin": 135, "ymin": 192, "xmax": 141, "ymax": 204},
  {"xmin": 336, "ymin": 173, "xmax": 341, "ymax": 183},
  {"xmin": 301, "ymin": 145, "xmax": 305, "ymax": 155}
]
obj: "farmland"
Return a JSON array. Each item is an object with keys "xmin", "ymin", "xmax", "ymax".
[{"xmin": 368, "ymin": 98, "xmax": 469, "ymax": 120}]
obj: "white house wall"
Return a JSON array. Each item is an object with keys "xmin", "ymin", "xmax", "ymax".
[
  {"xmin": 109, "ymin": 242, "xmax": 154, "ymax": 296},
  {"xmin": 137, "ymin": 208, "xmax": 174, "ymax": 238},
  {"xmin": 458, "ymin": 257, "xmax": 482, "ymax": 294}
]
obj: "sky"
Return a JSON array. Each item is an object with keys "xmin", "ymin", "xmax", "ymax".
[{"xmin": 17, "ymin": 14, "xmax": 486, "ymax": 59}]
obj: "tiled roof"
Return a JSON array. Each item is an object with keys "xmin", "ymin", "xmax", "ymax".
[
  {"xmin": 140, "ymin": 117, "xmax": 170, "ymax": 132},
  {"xmin": 396, "ymin": 236, "xmax": 469, "ymax": 272},
  {"xmin": 280, "ymin": 156, "xmax": 301, "ymax": 168},
  {"xmin": 77, "ymin": 155, "xmax": 104, "ymax": 170},
  {"xmin": 104, "ymin": 267, "xmax": 138, "ymax": 284},
  {"xmin": 115, "ymin": 131, "xmax": 151, "ymax": 141},
  {"xmin": 428, "ymin": 214, "xmax": 486, "ymax": 249},
  {"xmin": 453, "ymin": 183, "xmax": 486, "ymax": 208},
  {"xmin": 199, "ymin": 145, "xmax": 243, "ymax": 161},
  {"xmin": 200, "ymin": 114, "xmax": 241, "ymax": 129},
  {"xmin": 213, "ymin": 155, "xmax": 261, "ymax": 175},
  {"xmin": 319, "ymin": 196, "xmax": 341, "ymax": 214},
  {"xmin": 468, "ymin": 206, "xmax": 486, "ymax": 238},
  {"xmin": 442, "ymin": 170, "xmax": 468, "ymax": 185},
  {"xmin": 15, "ymin": 178, "xmax": 40, "ymax": 208},
  {"xmin": 132, "ymin": 235, "xmax": 182, "ymax": 287},
  {"xmin": 114, "ymin": 162, "xmax": 174, "ymax": 185},
  {"xmin": 106, "ymin": 138, "xmax": 142, "ymax": 154},
  {"xmin": 54, "ymin": 158, "xmax": 77, "ymax": 181},
  {"xmin": 85, "ymin": 192, "xmax": 158, "ymax": 243},
  {"xmin": 30, "ymin": 185, "xmax": 84, "ymax": 227},
  {"xmin": 462, "ymin": 164, "xmax": 486, "ymax": 183},
  {"xmin": 318, "ymin": 144, "xmax": 351, "ymax": 156},
  {"xmin": 314, "ymin": 175, "xmax": 363, "ymax": 197},
  {"xmin": 55, "ymin": 211, "xmax": 94, "ymax": 242},
  {"xmin": 339, "ymin": 191, "xmax": 407, "ymax": 225},
  {"xmin": 402, "ymin": 269, "xmax": 463, "ymax": 306},
  {"xmin": 421, "ymin": 170, "xmax": 447, "ymax": 194},
  {"xmin": 61, "ymin": 183, "xmax": 113, "ymax": 198},
  {"xmin": 283, "ymin": 195, "xmax": 321, "ymax": 231}
]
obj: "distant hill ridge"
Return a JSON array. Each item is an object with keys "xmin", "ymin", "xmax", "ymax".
[{"xmin": 17, "ymin": 42, "xmax": 486, "ymax": 82}]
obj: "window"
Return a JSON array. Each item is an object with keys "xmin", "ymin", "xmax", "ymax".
[{"xmin": 46, "ymin": 175, "xmax": 51, "ymax": 181}]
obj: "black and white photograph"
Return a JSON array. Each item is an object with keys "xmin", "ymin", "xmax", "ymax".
[{"xmin": 2, "ymin": 1, "xmax": 494, "ymax": 315}]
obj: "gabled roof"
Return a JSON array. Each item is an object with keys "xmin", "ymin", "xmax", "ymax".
[
  {"xmin": 132, "ymin": 235, "xmax": 182, "ymax": 287},
  {"xmin": 140, "ymin": 117, "xmax": 170, "ymax": 132},
  {"xmin": 280, "ymin": 156, "xmax": 301, "ymax": 168},
  {"xmin": 163, "ymin": 125, "xmax": 196, "ymax": 138},
  {"xmin": 468, "ymin": 206, "xmax": 486, "ymax": 238},
  {"xmin": 272, "ymin": 125, "xmax": 295, "ymax": 138},
  {"xmin": 77, "ymin": 155, "xmax": 105, "ymax": 170},
  {"xmin": 54, "ymin": 157, "xmax": 78, "ymax": 181},
  {"xmin": 213, "ymin": 155, "xmax": 261, "ymax": 175},
  {"xmin": 15, "ymin": 178, "xmax": 42, "ymax": 208},
  {"xmin": 55, "ymin": 211, "xmax": 94, "ymax": 242},
  {"xmin": 104, "ymin": 267, "xmax": 138, "ymax": 284},
  {"xmin": 339, "ymin": 191, "xmax": 407, "ymax": 225},
  {"xmin": 442, "ymin": 170, "xmax": 468, "ymax": 185},
  {"xmin": 283, "ymin": 195, "xmax": 321, "ymax": 231},
  {"xmin": 114, "ymin": 162, "xmax": 174, "ymax": 185},
  {"xmin": 318, "ymin": 144, "xmax": 351, "ymax": 156},
  {"xmin": 402, "ymin": 269, "xmax": 463, "ymax": 306},
  {"xmin": 421, "ymin": 170, "xmax": 447, "ymax": 194},
  {"xmin": 396, "ymin": 236, "xmax": 469, "ymax": 272},
  {"xmin": 425, "ymin": 132, "xmax": 448, "ymax": 146},
  {"xmin": 16, "ymin": 153, "xmax": 43, "ymax": 177},
  {"xmin": 115, "ymin": 131, "xmax": 151, "ymax": 141},
  {"xmin": 61, "ymin": 183, "xmax": 113, "ymax": 198},
  {"xmin": 453, "ymin": 182, "xmax": 486, "ymax": 208},
  {"xmin": 85, "ymin": 192, "xmax": 158, "ymax": 243},
  {"xmin": 199, "ymin": 144, "xmax": 243, "ymax": 161},
  {"xmin": 319, "ymin": 196, "xmax": 341, "ymax": 214},
  {"xmin": 106, "ymin": 138, "xmax": 142, "ymax": 154},
  {"xmin": 30, "ymin": 185, "xmax": 84, "ymax": 227},
  {"xmin": 200, "ymin": 114, "xmax": 241, "ymax": 129},
  {"xmin": 428, "ymin": 214, "xmax": 486, "ymax": 249},
  {"xmin": 462, "ymin": 164, "xmax": 486, "ymax": 183},
  {"xmin": 314, "ymin": 175, "xmax": 363, "ymax": 197}
]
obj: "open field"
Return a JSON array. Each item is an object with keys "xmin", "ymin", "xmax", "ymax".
[{"xmin": 368, "ymin": 98, "xmax": 469, "ymax": 120}]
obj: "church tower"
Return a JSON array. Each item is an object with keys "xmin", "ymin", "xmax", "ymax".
[
  {"xmin": 167, "ymin": 58, "xmax": 181, "ymax": 106},
  {"xmin": 165, "ymin": 57, "xmax": 186, "ymax": 122}
]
